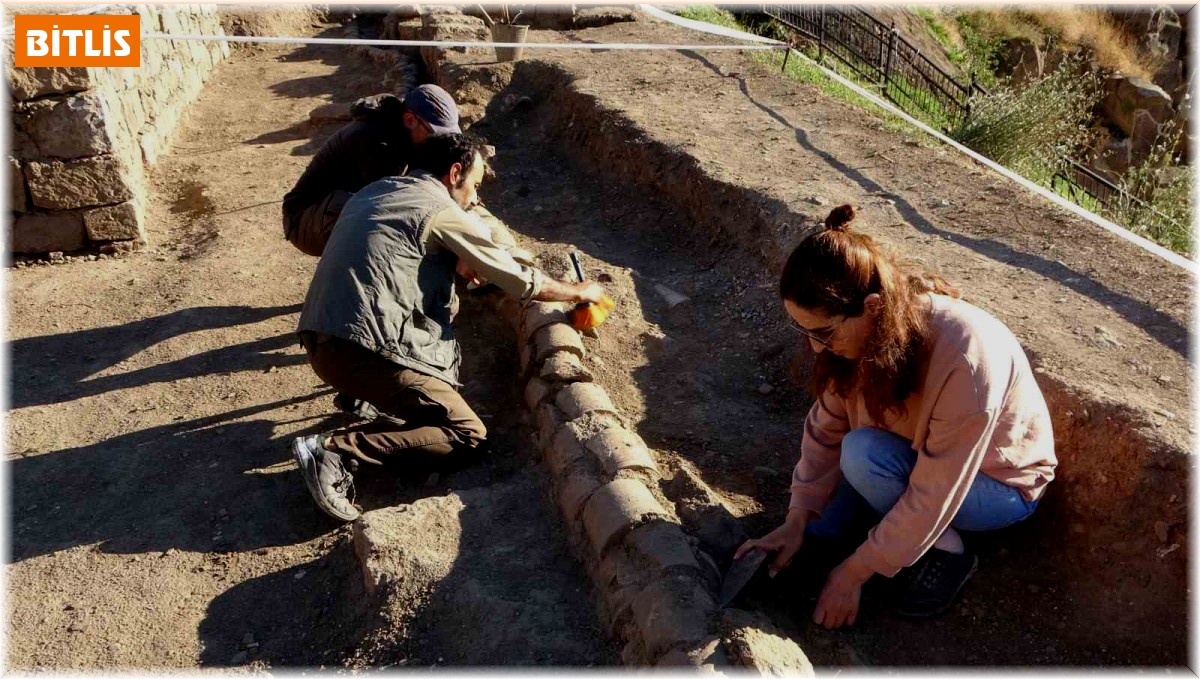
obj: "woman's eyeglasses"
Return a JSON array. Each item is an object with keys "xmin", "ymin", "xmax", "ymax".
[{"xmin": 789, "ymin": 315, "xmax": 845, "ymax": 347}]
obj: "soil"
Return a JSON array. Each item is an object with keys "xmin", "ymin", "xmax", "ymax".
[
  {"xmin": 6, "ymin": 24, "xmax": 614, "ymax": 670},
  {"xmin": 448, "ymin": 15, "xmax": 1190, "ymax": 667},
  {"xmin": 6, "ymin": 10, "xmax": 1191, "ymax": 670}
]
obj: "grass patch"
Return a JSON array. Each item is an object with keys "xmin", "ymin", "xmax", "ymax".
[
  {"xmin": 674, "ymin": 7, "xmax": 901, "ymax": 121},
  {"xmin": 912, "ymin": 7, "xmax": 967, "ymax": 65}
]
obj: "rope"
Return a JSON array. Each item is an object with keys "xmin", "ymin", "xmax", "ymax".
[{"xmin": 141, "ymin": 32, "xmax": 785, "ymax": 53}]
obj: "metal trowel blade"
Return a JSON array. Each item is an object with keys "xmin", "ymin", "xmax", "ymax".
[{"xmin": 719, "ymin": 547, "xmax": 769, "ymax": 607}]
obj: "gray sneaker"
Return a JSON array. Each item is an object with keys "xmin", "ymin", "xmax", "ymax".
[{"xmin": 291, "ymin": 435, "xmax": 360, "ymax": 522}]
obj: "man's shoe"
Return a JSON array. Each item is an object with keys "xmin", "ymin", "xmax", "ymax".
[
  {"xmin": 891, "ymin": 548, "xmax": 978, "ymax": 618},
  {"xmin": 291, "ymin": 435, "xmax": 361, "ymax": 522}
]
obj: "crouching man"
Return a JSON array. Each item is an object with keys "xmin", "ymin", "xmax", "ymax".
[{"xmin": 291, "ymin": 133, "xmax": 607, "ymax": 521}]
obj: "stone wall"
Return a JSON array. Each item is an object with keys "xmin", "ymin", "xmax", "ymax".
[{"xmin": 8, "ymin": 5, "xmax": 229, "ymax": 256}]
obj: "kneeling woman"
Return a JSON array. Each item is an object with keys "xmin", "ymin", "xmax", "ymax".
[{"xmin": 738, "ymin": 205, "xmax": 1057, "ymax": 627}]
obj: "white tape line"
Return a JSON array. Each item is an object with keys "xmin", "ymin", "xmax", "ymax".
[
  {"xmin": 645, "ymin": 5, "xmax": 1195, "ymax": 272},
  {"xmin": 141, "ymin": 32, "xmax": 784, "ymax": 52},
  {"xmin": 782, "ymin": 47, "xmax": 1197, "ymax": 273},
  {"xmin": 637, "ymin": 4, "xmax": 785, "ymax": 45}
]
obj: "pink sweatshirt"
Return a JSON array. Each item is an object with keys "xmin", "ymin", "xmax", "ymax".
[{"xmin": 789, "ymin": 294, "xmax": 1057, "ymax": 577}]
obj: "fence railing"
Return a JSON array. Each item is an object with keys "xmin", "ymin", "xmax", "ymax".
[
  {"xmin": 760, "ymin": 4, "xmax": 1184, "ymax": 234},
  {"xmin": 763, "ymin": 4, "xmax": 977, "ymax": 131}
]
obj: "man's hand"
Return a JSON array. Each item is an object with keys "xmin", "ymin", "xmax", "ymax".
[
  {"xmin": 734, "ymin": 508, "xmax": 811, "ymax": 578},
  {"xmin": 813, "ymin": 552, "xmax": 874, "ymax": 629},
  {"xmin": 574, "ymin": 281, "xmax": 606, "ymax": 305},
  {"xmin": 456, "ymin": 259, "xmax": 485, "ymax": 286},
  {"xmin": 534, "ymin": 278, "xmax": 608, "ymax": 304}
]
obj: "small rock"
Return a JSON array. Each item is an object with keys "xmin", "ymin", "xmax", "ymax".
[
  {"xmin": 806, "ymin": 196, "xmax": 829, "ymax": 206},
  {"xmin": 757, "ymin": 383, "xmax": 775, "ymax": 395},
  {"xmin": 48, "ymin": 251, "xmax": 65, "ymax": 262},
  {"xmin": 218, "ymin": 508, "xmax": 229, "ymax": 518},
  {"xmin": 1033, "ymin": 367, "xmax": 1046, "ymax": 374},
  {"xmin": 230, "ymin": 651, "xmax": 248, "ymax": 665},
  {"xmin": 63, "ymin": 603, "xmax": 75, "ymax": 611},
  {"xmin": 241, "ymin": 632, "xmax": 256, "ymax": 647},
  {"xmin": 1154, "ymin": 409, "xmax": 1176, "ymax": 420},
  {"xmin": 161, "ymin": 548, "xmax": 176, "ymax": 558},
  {"xmin": 1168, "ymin": 494, "xmax": 1178, "ymax": 503},
  {"xmin": 266, "ymin": 365, "xmax": 278, "ymax": 374},
  {"xmin": 67, "ymin": 623, "xmax": 83, "ymax": 633},
  {"xmin": 653, "ymin": 283, "xmax": 690, "ymax": 308},
  {"xmin": 597, "ymin": 273, "xmax": 613, "ymax": 283},
  {"xmin": 294, "ymin": 570, "xmax": 307, "ymax": 580},
  {"xmin": 1154, "ymin": 521, "xmax": 1170, "ymax": 544},
  {"xmin": 1156, "ymin": 375, "xmax": 1173, "ymax": 385},
  {"xmin": 1092, "ymin": 325, "xmax": 1122, "ymax": 347},
  {"xmin": 753, "ymin": 465, "xmax": 779, "ymax": 477}
]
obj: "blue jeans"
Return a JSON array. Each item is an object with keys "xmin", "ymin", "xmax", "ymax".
[{"xmin": 808, "ymin": 427, "xmax": 1039, "ymax": 539}]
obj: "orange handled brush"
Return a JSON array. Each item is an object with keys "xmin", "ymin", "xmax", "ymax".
[{"xmin": 568, "ymin": 251, "xmax": 615, "ymax": 331}]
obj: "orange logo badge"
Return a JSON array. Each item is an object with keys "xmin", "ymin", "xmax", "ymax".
[{"xmin": 14, "ymin": 14, "xmax": 140, "ymax": 67}]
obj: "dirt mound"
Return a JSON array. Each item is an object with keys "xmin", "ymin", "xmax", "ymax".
[
  {"xmin": 347, "ymin": 471, "xmax": 615, "ymax": 667},
  {"xmin": 219, "ymin": 6, "xmax": 325, "ymax": 39}
]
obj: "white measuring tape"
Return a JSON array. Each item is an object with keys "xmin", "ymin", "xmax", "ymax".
[
  {"xmin": 643, "ymin": 5, "xmax": 1197, "ymax": 273},
  {"xmin": 141, "ymin": 32, "xmax": 784, "ymax": 52}
]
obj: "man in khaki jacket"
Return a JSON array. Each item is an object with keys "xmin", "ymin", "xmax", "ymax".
[{"xmin": 291, "ymin": 133, "xmax": 606, "ymax": 522}]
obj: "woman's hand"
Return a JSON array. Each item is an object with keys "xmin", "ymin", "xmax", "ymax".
[
  {"xmin": 734, "ymin": 508, "xmax": 811, "ymax": 578},
  {"xmin": 813, "ymin": 552, "xmax": 875, "ymax": 629}
]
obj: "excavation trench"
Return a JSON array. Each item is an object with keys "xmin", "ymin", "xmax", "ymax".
[{"xmin": 437, "ymin": 55, "xmax": 1189, "ymax": 666}]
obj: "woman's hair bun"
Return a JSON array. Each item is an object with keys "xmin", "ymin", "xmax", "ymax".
[{"xmin": 824, "ymin": 204, "xmax": 855, "ymax": 232}]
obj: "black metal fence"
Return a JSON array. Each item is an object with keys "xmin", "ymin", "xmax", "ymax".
[
  {"xmin": 760, "ymin": 4, "xmax": 1175, "ymax": 232},
  {"xmin": 1055, "ymin": 159, "xmax": 1122, "ymax": 209},
  {"xmin": 763, "ymin": 4, "xmax": 976, "ymax": 131}
]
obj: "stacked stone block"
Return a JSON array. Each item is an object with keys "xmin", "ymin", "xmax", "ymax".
[
  {"xmin": 8, "ymin": 5, "xmax": 229, "ymax": 255},
  {"xmin": 496, "ymin": 295, "xmax": 813, "ymax": 672}
]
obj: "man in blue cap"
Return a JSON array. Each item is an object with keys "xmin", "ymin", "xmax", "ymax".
[{"xmin": 282, "ymin": 84, "xmax": 462, "ymax": 256}]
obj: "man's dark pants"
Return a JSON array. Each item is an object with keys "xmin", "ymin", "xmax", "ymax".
[
  {"xmin": 284, "ymin": 190, "xmax": 353, "ymax": 257},
  {"xmin": 300, "ymin": 332, "xmax": 487, "ymax": 465}
]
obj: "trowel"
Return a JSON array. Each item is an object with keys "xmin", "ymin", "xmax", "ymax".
[{"xmin": 718, "ymin": 547, "xmax": 769, "ymax": 607}]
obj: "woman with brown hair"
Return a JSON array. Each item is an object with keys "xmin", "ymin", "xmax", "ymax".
[{"xmin": 736, "ymin": 205, "xmax": 1057, "ymax": 627}]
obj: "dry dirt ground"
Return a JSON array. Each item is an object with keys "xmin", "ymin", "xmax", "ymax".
[
  {"xmin": 6, "ymin": 29, "xmax": 614, "ymax": 669},
  {"xmin": 440, "ymin": 13, "xmax": 1192, "ymax": 667},
  {"xmin": 6, "ymin": 11, "xmax": 1193, "ymax": 670}
]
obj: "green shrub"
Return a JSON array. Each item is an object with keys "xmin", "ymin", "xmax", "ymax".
[
  {"xmin": 1107, "ymin": 120, "xmax": 1194, "ymax": 255},
  {"xmin": 950, "ymin": 59, "xmax": 1100, "ymax": 182}
]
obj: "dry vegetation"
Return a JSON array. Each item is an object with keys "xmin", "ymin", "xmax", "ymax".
[{"xmin": 918, "ymin": 6, "xmax": 1162, "ymax": 80}]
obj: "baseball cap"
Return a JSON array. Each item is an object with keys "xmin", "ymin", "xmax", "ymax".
[{"xmin": 404, "ymin": 84, "xmax": 461, "ymax": 135}]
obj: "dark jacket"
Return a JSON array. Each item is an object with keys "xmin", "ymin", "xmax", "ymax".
[{"xmin": 281, "ymin": 94, "xmax": 415, "ymax": 233}]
